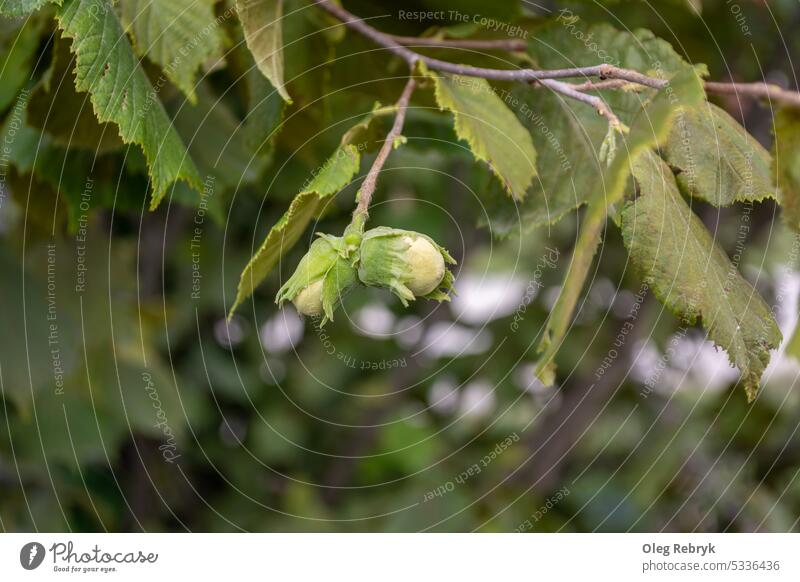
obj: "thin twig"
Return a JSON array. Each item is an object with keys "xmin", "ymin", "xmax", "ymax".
[
  {"xmin": 355, "ymin": 76, "xmax": 417, "ymax": 216},
  {"xmin": 538, "ymin": 79, "xmax": 623, "ymax": 130},
  {"xmin": 569, "ymin": 79, "xmax": 633, "ymax": 92},
  {"xmin": 314, "ymin": 1, "xmax": 660, "ymax": 84},
  {"xmin": 390, "ymin": 34, "xmax": 527, "ymax": 52},
  {"xmin": 704, "ymin": 80, "xmax": 800, "ymax": 108},
  {"xmin": 315, "ymin": 0, "xmax": 800, "ymax": 109}
]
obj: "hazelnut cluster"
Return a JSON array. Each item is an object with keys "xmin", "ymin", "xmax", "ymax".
[{"xmin": 276, "ymin": 226, "xmax": 455, "ymax": 324}]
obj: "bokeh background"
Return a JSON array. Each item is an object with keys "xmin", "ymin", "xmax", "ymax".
[{"xmin": 2, "ymin": 0, "xmax": 800, "ymax": 532}]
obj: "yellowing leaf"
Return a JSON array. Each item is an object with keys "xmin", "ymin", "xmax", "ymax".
[
  {"xmin": 664, "ymin": 103, "xmax": 775, "ymax": 205},
  {"xmin": 237, "ymin": 0, "xmax": 291, "ymax": 103},
  {"xmin": 621, "ymin": 151, "xmax": 780, "ymax": 401},
  {"xmin": 534, "ymin": 69, "xmax": 706, "ymax": 385},
  {"xmin": 120, "ymin": 0, "xmax": 224, "ymax": 102},
  {"xmin": 485, "ymin": 21, "xmax": 704, "ymax": 234},
  {"xmin": 774, "ymin": 109, "xmax": 800, "ymax": 232},
  {"xmin": 56, "ymin": 0, "xmax": 201, "ymax": 208},
  {"xmin": 428, "ymin": 72, "xmax": 537, "ymax": 201}
]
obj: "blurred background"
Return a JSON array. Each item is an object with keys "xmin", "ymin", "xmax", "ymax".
[{"xmin": 1, "ymin": 0, "xmax": 800, "ymax": 532}]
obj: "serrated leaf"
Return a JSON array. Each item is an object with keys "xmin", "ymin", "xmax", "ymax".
[
  {"xmin": 27, "ymin": 36, "xmax": 123, "ymax": 153},
  {"xmin": 0, "ymin": 0, "xmax": 59, "ymax": 17},
  {"xmin": 230, "ymin": 144, "xmax": 360, "ymax": 315},
  {"xmin": 2, "ymin": 100, "xmax": 147, "ymax": 231},
  {"xmin": 56, "ymin": 0, "xmax": 201, "ymax": 209},
  {"xmin": 428, "ymin": 72, "xmax": 537, "ymax": 201},
  {"xmin": 534, "ymin": 69, "xmax": 705, "ymax": 385},
  {"xmin": 237, "ymin": 0, "xmax": 291, "ymax": 103},
  {"xmin": 120, "ymin": 0, "xmax": 223, "ymax": 102},
  {"xmin": 485, "ymin": 20, "xmax": 703, "ymax": 234},
  {"xmin": 663, "ymin": 103, "xmax": 775, "ymax": 205},
  {"xmin": 621, "ymin": 151, "xmax": 780, "ymax": 401},
  {"xmin": 774, "ymin": 109, "xmax": 800, "ymax": 232}
]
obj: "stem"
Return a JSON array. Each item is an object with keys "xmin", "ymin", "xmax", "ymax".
[
  {"xmin": 315, "ymin": 0, "xmax": 800, "ymax": 109},
  {"xmin": 389, "ymin": 34, "xmax": 527, "ymax": 52},
  {"xmin": 355, "ymin": 76, "xmax": 417, "ymax": 217},
  {"xmin": 315, "ymin": 1, "xmax": 645, "ymax": 83},
  {"xmin": 538, "ymin": 78, "xmax": 623, "ymax": 130},
  {"xmin": 704, "ymin": 80, "xmax": 800, "ymax": 108},
  {"xmin": 569, "ymin": 79, "xmax": 636, "ymax": 92}
]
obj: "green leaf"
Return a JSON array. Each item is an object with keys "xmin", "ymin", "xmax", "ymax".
[
  {"xmin": 120, "ymin": 0, "xmax": 224, "ymax": 102},
  {"xmin": 242, "ymin": 50, "xmax": 286, "ymax": 156},
  {"xmin": 56, "ymin": 0, "xmax": 201, "ymax": 209},
  {"xmin": 230, "ymin": 102, "xmax": 398, "ymax": 315},
  {"xmin": 534, "ymin": 68, "xmax": 706, "ymax": 385},
  {"xmin": 428, "ymin": 71, "xmax": 537, "ymax": 200},
  {"xmin": 0, "ymin": 0, "xmax": 60, "ymax": 17},
  {"xmin": 785, "ymin": 319, "xmax": 800, "ymax": 364},
  {"xmin": 225, "ymin": 29, "xmax": 286, "ymax": 157},
  {"xmin": 230, "ymin": 144, "xmax": 360, "ymax": 315},
  {"xmin": 0, "ymin": 17, "xmax": 43, "ymax": 113},
  {"xmin": 237, "ymin": 0, "xmax": 291, "ymax": 103},
  {"xmin": 0, "ymin": 98, "xmax": 42, "ymax": 173},
  {"xmin": 485, "ymin": 20, "xmax": 704, "ymax": 234},
  {"xmin": 0, "ymin": 240, "xmax": 184, "ymax": 464},
  {"xmin": 663, "ymin": 103, "xmax": 775, "ymax": 206},
  {"xmin": 774, "ymin": 109, "xmax": 800, "ymax": 232},
  {"xmin": 27, "ymin": 36, "xmax": 123, "ymax": 153},
  {"xmin": 621, "ymin": 151, "xmax": 780, "ymax": 401},
  {"xmin": 168, "ymin": 83, "xmax": 269, "ymax": 192}
]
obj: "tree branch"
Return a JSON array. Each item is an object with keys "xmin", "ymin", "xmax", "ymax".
[
  {"xmin": 315, "ymin": 0, "xmax": 800, "ymax": 109},
  {"xmin": 389, "ymin": 34, "xmax": 527, "ymax": 52},
  {"xmin": 704, "ymin": 81, "xmax": 800, "ymax": 108},
  {"xmin": 314, "ymin": 1, "xmax": 663, "ymax": 84},
  {"xmin": 355, "ymin": 76, "xmax": 417, "ymax": 216},
  {"xmin": 538, "ymin": 79, "xmax": 623, "ymax": 131}
]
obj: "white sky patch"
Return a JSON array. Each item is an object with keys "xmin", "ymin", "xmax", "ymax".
[
  {"xmin": 353, "ymin": 302, "xmax": 396, "ymax": 338},
  {"xmin": 458, "ymin": 379, "xmax": 496, "ymax": 420},
  {"xmin": 422, "ymin": 322, "xmax": 493, "ymax": 358},
  {"xmin": 260, "ymin": 308, "xmax": 304, "ymax": 353},
  {"xmin": 449, "ymin": 273, "xmax": 526, "ymax": 325}
]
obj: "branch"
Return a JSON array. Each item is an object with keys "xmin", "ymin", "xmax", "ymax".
[
  {"xmin": 355, "ymin": 76, "xmax": 416, "ymax": 216},
  {"xmin": 569, "ymin": 79, "xmax": 636, "ymax": 92},
  {"xmin": 314, "ymin": 1, "xmax": 662, "ymax": 84},
  {"xmin": 315, "ymin": 0, "xmax": 800, "ymax": 109},
  {"xmin": 538, "ymin": 79, "xmax": 623, "ymax": 131},
  {"xmin": 389, "ymin": 34, "xmax": 527, "ymax": 52},
  {"xmin": 704, "ymin": 80, "xmax": 800, "ymax": 108}
]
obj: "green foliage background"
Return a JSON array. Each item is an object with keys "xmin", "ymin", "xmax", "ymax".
[{"xmin": 1, "ymin": 0, "xmax": 800, "ymax": 532}]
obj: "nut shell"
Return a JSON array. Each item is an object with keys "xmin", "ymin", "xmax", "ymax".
[
  {"xmin": 292, "ymin": 280, "xmax": 324, "ymax": 316},
  {"xmin": 403, "ymin": 236, "xmax": 445, "ymax": 295}
]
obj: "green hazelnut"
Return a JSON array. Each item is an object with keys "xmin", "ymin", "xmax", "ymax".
[
  {"xmin": 403, "ymin": 235, "xmax": 446, "ymax": 295},
  {"xmin": 276, "ymin": 234, "xmax": 357, "ymax": 324},
  {"xmin": 357, "ymin": 227, "xmax": 455, "ymax": 306},
  {"xmin": 292, "ymin": 280, "xmax": 324, "ymax": 316}
]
